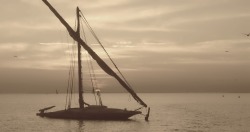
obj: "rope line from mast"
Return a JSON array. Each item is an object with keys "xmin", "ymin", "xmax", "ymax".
[
  {"xmin": 65, "ymin": 18, "xmax": 78, "ymax": 109},
  {"xmin": 84, "ymin": 52, "xmax": 98, "ymax": 105},
  {"xmin": 80, "ymin": 20, "xmax": 98, "ymax": 105},
  {"xmin": 79, "ymin": 10, "xmax": 134, "ymax": 90},
  {"xmin": 68, "ymin": 40, "xmax": 77, "ymax": 109}
]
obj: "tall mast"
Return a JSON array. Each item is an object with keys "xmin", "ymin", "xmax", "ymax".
[{"xmin": 76, "ymin": 7, "xmax": 84, "ymax": 108}]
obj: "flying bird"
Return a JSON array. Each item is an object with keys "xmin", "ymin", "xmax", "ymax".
[
  {"xmin": 13, "ymin": 56, "xmax": 18, "ymax": 58},
  {"xmin": 243, "ymin": 33, "xmax": 250, "ymax": 37}
]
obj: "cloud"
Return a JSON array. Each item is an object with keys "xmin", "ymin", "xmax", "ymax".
[
  {"xmin": 1, "ymin": 0, "xmax": 250, "ymax": 93},
  {"xmin": 2, "ymin": 0, "xmax": 250, "ymax": 68},
  {"xmin": 0, "ymin": 42, "xmax": 72, "ymax": 69}
]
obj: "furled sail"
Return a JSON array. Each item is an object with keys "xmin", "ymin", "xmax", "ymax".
[{"xmin": 42, "ymin": 0, "xmax": 147, "ymax": 107}]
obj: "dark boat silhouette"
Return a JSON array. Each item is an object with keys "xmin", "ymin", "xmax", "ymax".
[{"xmin": 37, "ymin": 0, "xmax": 150, "ymax": 121}]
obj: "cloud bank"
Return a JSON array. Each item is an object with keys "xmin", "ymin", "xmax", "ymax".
[{"xmin": 0, "ymin": 0, "xmax": 250, "ymax": 93}]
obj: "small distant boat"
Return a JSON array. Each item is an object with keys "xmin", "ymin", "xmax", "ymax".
[{"xmin": 37, "ymin": 0, "xmax": 150, "ymax": 121}]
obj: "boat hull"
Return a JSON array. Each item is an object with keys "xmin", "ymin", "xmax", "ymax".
[{"xmin": 37, "ymin": 106, "xmax": 141, "ymax": 120}]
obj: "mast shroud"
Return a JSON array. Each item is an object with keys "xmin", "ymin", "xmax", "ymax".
[{"xmin": 42, "ymin": 0, "xmax": 147, "ymax": 107}]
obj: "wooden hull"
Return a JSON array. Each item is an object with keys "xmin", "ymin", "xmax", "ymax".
[{"xmin": 37, "ymin": 106, "xmax": 141, "ymax": 120}]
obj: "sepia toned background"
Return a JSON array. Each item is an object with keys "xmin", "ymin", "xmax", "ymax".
[{"xmin": 0, "ymin": 0, "xmax": 250, "ymax": 93}]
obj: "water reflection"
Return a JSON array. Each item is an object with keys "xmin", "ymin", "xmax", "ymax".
[
  {"xmin": 77, "ymin": 120, "xmax": 85, "ymax": 132},
  {"xmin": 65, "ymin": 119, "xmax": 147, "ymax": 132}
]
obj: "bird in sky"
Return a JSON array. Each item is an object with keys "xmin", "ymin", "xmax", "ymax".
[{"xmin": 243, "ymin": 33, "xmax": 250, "ymax": 37}]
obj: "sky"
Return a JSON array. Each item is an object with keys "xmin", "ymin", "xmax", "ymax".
[{"xmin": 0, "ymin": 0, "xmax": 250, "ymax": 93}]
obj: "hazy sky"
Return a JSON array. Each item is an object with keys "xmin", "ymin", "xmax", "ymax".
[{"xmin": 0, "ymin": 0, "xmax": 250, "ymax": 93}]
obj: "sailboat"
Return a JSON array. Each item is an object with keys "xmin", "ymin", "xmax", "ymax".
[{"xmin": 37, "ymin": 0, "xmax": 150, "ymax": 120}]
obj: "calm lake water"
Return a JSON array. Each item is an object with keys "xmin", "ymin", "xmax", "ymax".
[{"xmin": 0, "ymin": 93, "xmax": 249, "ymax": 132}]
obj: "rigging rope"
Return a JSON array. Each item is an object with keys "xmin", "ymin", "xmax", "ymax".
[
  {"xmin": 67, "ymin": 40, "xmax": 77, "ymax": 109},
  {"xmin": 65, "ymin": 9, "xmax": 139, "ymax": 108},
  {"xmin": 80, "ymin": 19, "xmax": 98, "ymax": 105},
  {"xmin": 84, "ymin": 52, "xmax": 98, "ymax": 105},
  {"xmin": 65, "ymin": 18, "xmax": 78, "ymax": 109},
  {"xmin": 79, "ymin": 10, "xmax": 134, "ymax": 90},
  {"xmin": 64, "ymin": 28, "xmax": 70, "ymax": 110}
]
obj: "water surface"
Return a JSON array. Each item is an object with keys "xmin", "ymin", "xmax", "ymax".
[{"xmin": 0, "ymin": 93, "xmax": 249, "ymax": 132}]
